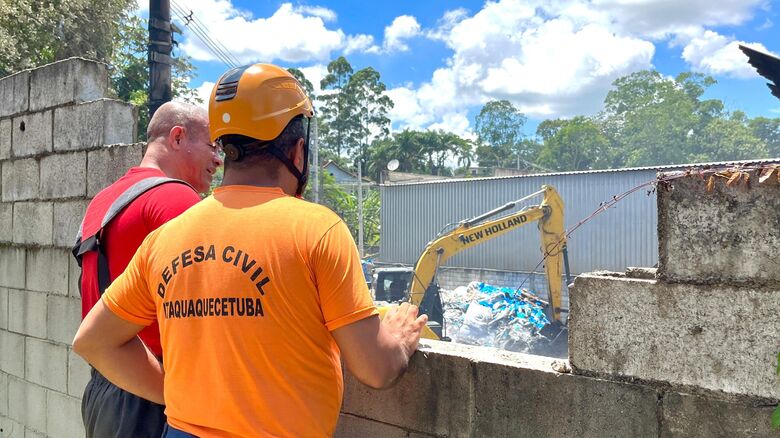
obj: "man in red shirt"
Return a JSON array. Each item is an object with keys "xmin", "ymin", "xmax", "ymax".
[{"xmin": 76, "ymin": 101, "xmax": 223, "ymax": 437}]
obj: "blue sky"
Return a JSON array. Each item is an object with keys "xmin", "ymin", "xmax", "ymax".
[{"xmin": 148, "ymin": 0, "xmax": 780, "ymax": 139}]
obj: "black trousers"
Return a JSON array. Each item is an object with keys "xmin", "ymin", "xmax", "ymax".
[{"xmin": 82, "ymin": 368, "xmax": 167, "ymax": 438}]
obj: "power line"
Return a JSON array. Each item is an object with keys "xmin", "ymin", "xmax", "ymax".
[
  {"xmin": 169, "ymin": 1, "xmax": 241, "ymax": 68},
  {"xmin": 169, "ymin": 1, "xmax": 236, "ymax": 67},
  {"xmin": 173, "ymin": 2, "xmax": 242, "ymax": 67}
]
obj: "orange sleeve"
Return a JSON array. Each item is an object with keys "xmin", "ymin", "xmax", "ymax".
[
  {"xmin": 102, "ymin": 235, "xmax": 158, "ymax": 326},
  {"xmin": 311, "ymin": 220, "xmax": 378, "ymax": 331}
]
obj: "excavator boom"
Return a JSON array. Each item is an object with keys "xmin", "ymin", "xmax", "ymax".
[{"xmin": 377, "ymin": 185, "xmax": 567, "ymax": 340}]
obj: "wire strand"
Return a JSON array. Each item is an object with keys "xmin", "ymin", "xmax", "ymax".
[{"xmin": 169, "ymin": 1, "xmax": 239, "ymax": 68}]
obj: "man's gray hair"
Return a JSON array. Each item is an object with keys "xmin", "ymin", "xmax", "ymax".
[{"xmin": 146, "ymin": 101, "xmax": 208, "ymax": 141}]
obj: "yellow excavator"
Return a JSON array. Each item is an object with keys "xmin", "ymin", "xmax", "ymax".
[{"xmin": 374, "ymin": 185, "xmax": 570, "ymax": 340}]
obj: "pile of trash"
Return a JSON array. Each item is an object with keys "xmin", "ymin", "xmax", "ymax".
[{"xmin": 441, "ymin": 281, "xmax": 552, "ymax": 353}]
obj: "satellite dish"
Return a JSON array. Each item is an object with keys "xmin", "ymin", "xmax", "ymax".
[{"xmin": 387, "ymin": 159, "xmax": 400, "ymax": 171}]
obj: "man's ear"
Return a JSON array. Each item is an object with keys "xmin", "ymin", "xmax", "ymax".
[
  {"xmin": 290, "ymin": 138, "xmax": 306, "ymax": 169},
  {"xmin": 169, "ymin": 126, "xmax": 185, "ymax": 150}
]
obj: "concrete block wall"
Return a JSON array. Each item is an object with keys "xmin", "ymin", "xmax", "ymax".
[
  {"xmin": 337, "ymin": 340, "xmax": 778, "ymax": 438},
  {"xmin": 569, "ymin": 172, "xmax": 780, "ymax": 401},
  {"xmin": 0, "ymin": 58, "xmax": 140, "ymax": 438}
]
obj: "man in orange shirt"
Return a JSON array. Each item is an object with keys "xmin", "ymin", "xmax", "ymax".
[{"xmin": 74, "ymin": 63, "xmax": 427, "ymax": 437}]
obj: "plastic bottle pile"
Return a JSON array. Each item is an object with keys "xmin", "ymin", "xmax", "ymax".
[{"xmin": 441, "ymin": 281, "xmax": 551, "ymax": 354}]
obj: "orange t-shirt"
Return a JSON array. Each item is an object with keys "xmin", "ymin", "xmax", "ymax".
[{"xmin": 102, "ymin": 186, "xmax": 377, "ymax": 437}]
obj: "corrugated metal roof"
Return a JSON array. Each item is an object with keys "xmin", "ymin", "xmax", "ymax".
[{"xmin": 381, "ymin": 158, "xmax": 780, "ymax": 187}]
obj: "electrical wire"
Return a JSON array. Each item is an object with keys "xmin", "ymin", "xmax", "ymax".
[
  {"xmin": 169, "ymin": 1, "xmax": 240, "ymax": 68},
  {"xmin": 512, "ymin": 163, "xmax": 777, "ymax": 301},
  {"xmin": 171, "ymin": 0, "xmax": 241, "ymax": 67},
  {"xmin": 169, "ymin": 1, "xmax": 236, "ymax": 67}
]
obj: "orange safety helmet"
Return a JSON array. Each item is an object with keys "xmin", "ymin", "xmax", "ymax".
[
  {"xmin": 209, "ymin": 63, "xmax": 314, "ymax": 196},
  {"xmin": 209, "ymin": 63, "xmax": 313, "ymax": 142}
]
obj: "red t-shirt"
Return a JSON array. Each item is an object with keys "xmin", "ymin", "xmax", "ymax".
[{"xmin": 80, "ymin": 167, "xmax": 201, "ymax": 357}]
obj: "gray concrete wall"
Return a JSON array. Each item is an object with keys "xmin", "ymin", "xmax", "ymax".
[
  {"xmin": 0, "ymin": 58, "xmax": 139, "ymax": 438},
  {"xmin": 658, "ymin": 171, "xmax": 780, "ymax": 285},
  {"xmin": 337, "ymin": 340, "xmax": 778, "ymax": 438}
]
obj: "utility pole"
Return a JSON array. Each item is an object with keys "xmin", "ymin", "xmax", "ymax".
[
  {"xmin": 312, "ymin": 120, "xmax": 319, "ymax": 203},
  {"xmin": 357, "ymin": 145, "xmax": 364, "ymax": 258},
  {"xmin": 149, "ymin": 0, "xmax": 173, "ymax": 118}
]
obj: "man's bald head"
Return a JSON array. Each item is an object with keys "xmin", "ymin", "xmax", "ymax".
[{"xmin": 147, "ymin": 101, "xmax": 208, "ymax": 142}]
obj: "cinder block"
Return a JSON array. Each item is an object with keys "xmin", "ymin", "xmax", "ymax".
[
  {"xmin": 25, "ymin": 248, "xmax": 69, "ymax": 295},
  {"xmin": 46, "ymin": 296, "xmax": 81, "ymax": 344},
  {"xmin": 0, "ymin": 414, "xmax": 24, "ymax": 438},
  {"xmin": 0, "ymin": 246, "xmax": 25, "ymax": 289},
  {"xmin": 0, "ymin": 118, "xmax": 11, "ymax": 160},
  {"xmin": 86, "ymin": 143, "xmax": 143, "ymax": 196},
  {"xmin": 24, "ymin": 427, "xmax": 45, "ymax": 438},
  {"xmin": 472, "ymin": 360, "xmax": 659, "ymax": 437},
  {"xmin": 24, "ymin": 338, "xmax": 67, "ymax": 392},
  {"xmin": 1, "ymin": 158, "xmax": 39, "ymax": 202},
  {"xmin": 342, "ymin": 340, "xmax": 475, "ymax": 437},
  {"xmin": 0, "ymin": 372, "xmax": 7, "ymax": 417},
  {"xmin": 67, "ymin": 348, "xmax": 89, "ymax": 398},
  {"xmin": 11, "ymin": 111, "xmax": 52, "ymax": 158},
  {"xmin": 53, "ymin": 200, "xmax": 88, "ymax": 248},
  {"xmin": 0, "ymin": 331, "xmax": 24, "ymax": 377},
  {"xmin": 68, "ymin": 255, "xmax": 80, "ymax": 299},
  {"xmin": 39, "ymin": 152, "xmax": 86, "ymax": 199},
  {"xmin": 46, "ymin": 390, "xmax": 85, "ymax": 438},
  {"xmin": 335, "ymin": 414, "xmax": 426, "ymax": 438},
  {"xmin": 0, "ymin": 70, "xmax": 30, "ymax": 118},
  {"xmin": 0, "ymin": 288, "xmax": 7, "ymax": 330},
  {"xmin": 8, "ymin": 290, "xmax": 46, "ymax": 338},
  {"xmin": 53, "ymin": 99, "xmax": 136, "ymax": 152},
  {"xmin": 29, "ymin": 58, "xmax": 109, "ymax": 112},
  {"xmin": 12, "ymin": 202, "xmax": 53, "ymax": 246},
  {"xmin": 8, "ymin": 377, "xmax": 46, "ymax": 434},
  {"xmin": 569, "ymin": 273, "xmax": 780, "ymax": 400},
  {"xmin": 658, "ymin": 172, "xmax": 780, "ymax": 284},
  {"xmin": 660, "ymin": 391, "xmax": 776, "ymax": 437},
  {"xmin": 0, "ymin": 203, "xmax": 11, "ymax": 242}
]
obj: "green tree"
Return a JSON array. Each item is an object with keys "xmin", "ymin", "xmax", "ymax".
[
  {"xmin": 287, "ymin": 67, "xmax": 314, "ymax": 99},
  {"xmin": 749, "ymin": 117, "xmax": 780, "ymax": 157},
  {"xmin": 599, "ymin": 71, "xmax": 748, "ymax": 166},
  {"xmin": 474, "ymin": 100, "xmax": 528, "ymax": 168},
  {"xmin": 536, "ymin": 117, "xmax": 612, "ymax": 171},
  {"xmin": 111, "ymin": 14, "xmax": 200, "ymax": 140},
  {"xmin": 348, "ymin": 67, "xmax": 393, "ymax": 177},
  {"xmin": 318, "ymin": 57, "xmax": 359, "ymax": 157},
  {"xmin": 0, "ymin": 0, "xmax": 135, "ymax": 76},
  {"xmin": 0, "ymin": 2, "xmax": 199, "ymax": 140},
  {"xmin": 364, "ymin": 129, "xmax": 473, "ymax": 181},
  {"xmin": 689, "ymin": 112, "xmax": 768, "ymax": 162}
]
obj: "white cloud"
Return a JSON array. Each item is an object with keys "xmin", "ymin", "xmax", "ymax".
[
  {"xmin": 590, "ymin": 0, "xmax": 767, "ymax": 38},
  {"xmin": 383, "ymin": 15, "xmax": 421, "ymax": 52},
  {"xmin": 385, "ymin": 0, "xmax": 768, "ymax": 135},
  {"xmin": 298, "ymin": 64, "xmax": 328, "ymax": 96},
  {"xmin": 292, "ymin": 5, "xmax": 337, "ymax": 22},
  {"xmin": 426, "ymin": 8, "xmax": 469, "ymax": 41},
  {"xmin": 344, "ymin": 34, "xmax": 380, "ymax": 55},
  {"xmin": 681, "ymin": 30, "xmax": 768, "ymax": 78},
  {"xmin": 175, "ymin": 2, "xmax": 373, "ymax": 64},
  {"xmin": 192, "ymin": 81, "xmax": 215, "ymax": 110}
]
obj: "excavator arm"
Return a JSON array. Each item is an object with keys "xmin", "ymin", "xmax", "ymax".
[
  {"xmin": 409, "ymin": 185, "xmax": 566, "ymax": 320},
  {"xmin": 377, "ymin": 185, "xmax": 567, "ymax": 340}
]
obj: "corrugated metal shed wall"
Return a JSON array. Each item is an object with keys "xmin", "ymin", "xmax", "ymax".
[{"xmin": 379, "ymin": 169, "xmax": 659, "ymax": 274}]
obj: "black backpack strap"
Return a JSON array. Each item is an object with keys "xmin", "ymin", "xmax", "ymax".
[{"xmin": 72, "ymin": 177, "xmax": 194, "ymax": 295}]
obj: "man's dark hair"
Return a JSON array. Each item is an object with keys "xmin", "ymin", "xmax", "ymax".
[{"xmin": 222, "ymin": 115, "xmax": 307, "ymax": 172}]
